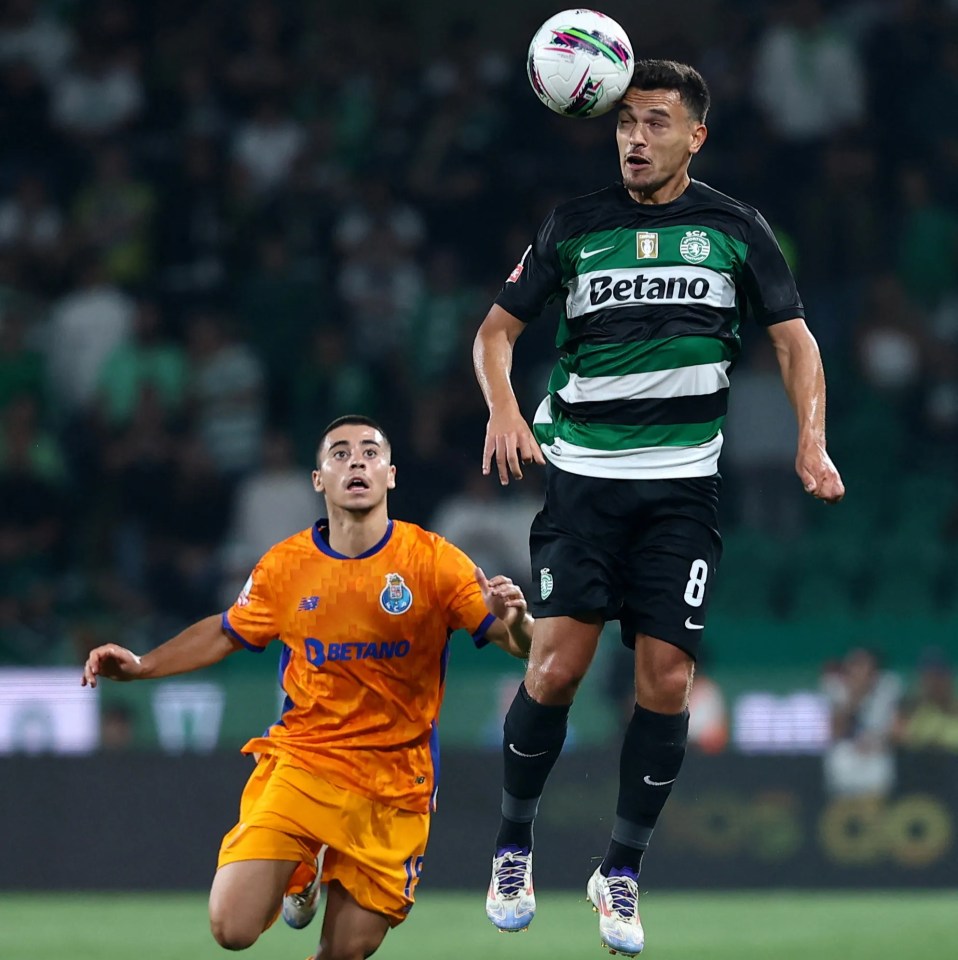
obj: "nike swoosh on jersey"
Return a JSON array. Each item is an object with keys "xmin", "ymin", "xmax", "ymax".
[
  {"xmin": 684, "ymin": 617, "xmax": 705, "ymax": 630},
  {"xmin": 508, "ymin": 743, "xmax": 549, "ymax": 758},
  {"xmin": 580, "ymin": 245, "xmax": 615, "ymax": 259},
  {"xmin": 643, "ymin": 775, "xmax": 676, "ymax": 786}
]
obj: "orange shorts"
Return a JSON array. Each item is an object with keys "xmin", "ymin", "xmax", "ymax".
[{"xmin": 217, "ymin": 755, "xmax": 429, "ymax": 925}]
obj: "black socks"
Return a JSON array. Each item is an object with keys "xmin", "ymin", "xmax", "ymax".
[
  {"xmin": 496, "ymin": 682, "xmax": 570, "ymax": 851},
  {"xmin": 600, "ymin": 703, "xmax": 689, "ymax": 875}
]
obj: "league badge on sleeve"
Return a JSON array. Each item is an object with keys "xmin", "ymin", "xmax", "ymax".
[
  {"xmin": 506, "ymin": 244, "xmax": 532, "ymax": 283},
  {"xmin": 380, "ymin": 573, "xmax": 413, "ymax": 615},
  {"xmin": 236, "ymin": 574, "xmax": 253, "ymax": 607}
]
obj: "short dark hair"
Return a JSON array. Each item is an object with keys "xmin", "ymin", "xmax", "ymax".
[
  {"xmin": 316, "ymin": 414, "xmax": 391, "ymax": 464},
  {"xmin": 628, "ymin": 59, "xmax": 710, "ymax": 123}
]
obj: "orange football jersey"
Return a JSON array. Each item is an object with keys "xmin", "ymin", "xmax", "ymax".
[{"xmin": 222, "ymin": 519, "xmax": 495, "ymax": 813}]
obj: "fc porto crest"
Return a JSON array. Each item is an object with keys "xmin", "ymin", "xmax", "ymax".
[
  {"xmin": 380, "ymin": 572, "xmax": 413, "ymax": 615},
  {"xmin": 679, "ymin": 230, "xmax": 710, "ymax": 264}
]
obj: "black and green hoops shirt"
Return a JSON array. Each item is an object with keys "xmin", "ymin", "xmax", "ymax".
[{"xmin": 496, "ymin": 179, "xmax": 803, "ymax": 479}]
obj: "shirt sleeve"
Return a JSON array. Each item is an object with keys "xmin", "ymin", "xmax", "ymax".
[
  {"xmin": 741, "ymin": 211, "xmax": 805, "ymax": 327},
  {"xmin": 434, "ymin": 538, "xmax": 495, "ymax": 648},
  {"xmin": 221, "ymin": 558, "xmax": 279, "ymax": 653},
  {"xmin": 494, "ymin": 209, "xmax": 564, "ymax": 324}
]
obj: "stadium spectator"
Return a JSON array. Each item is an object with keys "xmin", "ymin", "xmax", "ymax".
[
  {"xmin": 752, "ymin": 0, "xmax": 865, "ymax": 144},
  {"xmin": 896, "ymin": 167, "xmax": 958, "ymax": 310},
  {"xmin": 95, "ymin": 298, "xmax": 186, "ymax": 430},
  {"xmin": 231, "ymin": 97, "xmax": 305, "ymax": 194},
  {"xmin": 0, "ymin": 308, "xmax": 44, "ymax": 415},
  {"xmin": 155, "ymin": 135, "xmax": 229, "ymax": 302},
  {"xmin": 49, "ymin": 28, "xmax": 144, "ymax": 140},
  {"xmin": 822, "ymin": 647, "xmax": 902, "ymax": 797},
  {"xmin": 893, "ymin": 647, "xmax": 958, "ymax": 752},
  {"xmin": 723, "ymin": 338, "xmax": 803, "ymax": 536},
  {"xmin": 336, "ymin": 232, "xmax": 424, "ymax": 366},
  {"xmin": 235, "ymin": 235, "xmax": 322, "ymax": 418},
  {"xmin": 185, "ymin": 310, "xmax": 266, "ymax": 481},
  {"xmin": 430, "ymin": 472, "xmax": 539, "ymax": 589},
  {"xmin": 0, "ymin": 0, "xmax": 73, "ymax": 82},
  {"xmin": 99, "ymin": 700, "xmax": 136, "ymax": 751},
  {"xmin": 220, "ymin": 429, "xmax": 318, "ymax": 603},
  {"xmin": 0, "ymin": 393, "xmax": 70, "ymax": 664},
  {"xmin": 0, "ymin": 174, "xmax": 63, "ymax": 257},
  {"xmin": 45, "ymin": 254, "xmax": 134, "ymax": 418},
  {"xmin": 289, "ymin": 324, "xmax": 381, "ymax": 467},
  {"xmin": 72, "ymin": 143, "xmax": 156, "ymax": 286}
]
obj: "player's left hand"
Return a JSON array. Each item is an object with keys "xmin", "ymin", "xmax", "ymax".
[
  {"xmin": 475, "ymin": 566, "xmax": 528, "ymax": 627},
  {"xmin": 796, "ymin": 441, "xmax": 845, "ymax": 503}
]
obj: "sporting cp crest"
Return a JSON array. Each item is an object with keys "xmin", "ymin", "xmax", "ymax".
[
  {"xmin": 540, "ymin": 567, "xmax": 554, "ymax": 600},
  {"xmin": 679, "ymin": 230, "xmax": 710, "ymax": 264},
  {"xmin": 380, "ymin": 573, "xmax": 413, "ymax": 615}
]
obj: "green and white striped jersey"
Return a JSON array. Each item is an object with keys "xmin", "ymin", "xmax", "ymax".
[{"xmin": 496, "ymin": 180, "xmax": 803, "ymax": 479}]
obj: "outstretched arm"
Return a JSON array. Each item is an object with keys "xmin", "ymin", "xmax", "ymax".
[
  {"xmin": 473, "ymin": 304, "xmax": 545, "ymax": 486},
  {"xmin": 767, "ymin": 318, "xmax": 845, "ymax": 504},
  {"xmin": 81, "ymin": 614, "xmax": 242, "ymax": 687},
  {"xmin": 475, "ymin": 566, "xmax": 534, "ymax": 659}
]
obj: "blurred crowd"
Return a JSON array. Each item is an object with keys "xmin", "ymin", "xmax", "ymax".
[
  {"xmin": 1, "ymin": 0, "xmax": 957, "ymax": 665},
  {"xmin": 822, "ymin": 644, "xmax": 958, "ymax": 795}
]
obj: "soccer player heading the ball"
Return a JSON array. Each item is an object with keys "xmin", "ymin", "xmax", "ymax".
[
  {"xmin": 82, "ymin": 415, "xmax": 534, "ymax": 960},
  {"xmin": 474, "ymin": 60, "xmax": 844, "ymax": 956}
]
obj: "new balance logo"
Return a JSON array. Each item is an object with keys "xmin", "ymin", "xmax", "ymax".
[{"xmin": 298, "ymin": 596, "xmax": 319, "ymax": 611}]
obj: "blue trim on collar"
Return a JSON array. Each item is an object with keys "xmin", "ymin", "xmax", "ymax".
[{"xmin": 311, "ymin": 519, "xmax": 394, "ymax": 560}]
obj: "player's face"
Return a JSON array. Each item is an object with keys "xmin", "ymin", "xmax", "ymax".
[
  {"xmin": 616, "ymin": 88, "xmax": 707, "ymax": 201},
  {"xmin": 312, "ymin": 425, "xmax": 395, "ymax": 513}
]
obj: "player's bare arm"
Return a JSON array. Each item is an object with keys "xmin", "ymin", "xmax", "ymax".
[
  {"xmin": 81, "ymin": 614, "xmax": 242, "ymax": 687},
  {"xmin": 767, "ymin": 318, "xmax": 845, "ymax": 504},
  {"xmin": 473, "ymin": 304, "xmax": 545, "ymax": 485},
  {"xmin": 476, "ymin": 566, "xmax": 533, "ymax": 659}
]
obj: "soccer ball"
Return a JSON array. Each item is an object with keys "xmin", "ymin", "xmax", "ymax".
[{"xmin": 527, "ymin": 9, "xmax": 634, "ymax": 119}]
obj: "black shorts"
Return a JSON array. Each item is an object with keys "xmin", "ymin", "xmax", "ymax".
[{"xmin": 529, "ymin": 464, "xmax": 722, "ymax": 659}]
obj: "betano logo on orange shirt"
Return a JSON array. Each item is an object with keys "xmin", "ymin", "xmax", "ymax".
[{"xmin": 303, "ymin": 637, "xmax": 412, "ymax": 667}]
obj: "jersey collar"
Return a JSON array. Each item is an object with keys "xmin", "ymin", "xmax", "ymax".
[{"xmin": 311, "ymin": 519, "xmax": 394, "ymax": 560}]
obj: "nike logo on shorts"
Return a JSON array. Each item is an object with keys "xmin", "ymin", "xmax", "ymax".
[
  {"xmin": 509, "ymin": 743, "xmax": 549, "ymax": 758},
  {"xmin": 643, "ymin": 775, "xmax": 676, "ymax": 786},
  {"xmin": 684, "ymin": 617, "xmax": 705, "ymax": 630},
  {"xmin": 580, "ymin": 245, "xmax": 615, "ymax": 259}
]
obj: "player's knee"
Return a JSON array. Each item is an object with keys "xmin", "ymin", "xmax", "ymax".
[
  {"xmin": 528, "ymin": 659, "xmax": 586, "ymax": 703},
  {"xmin": 637, "ymin": 661, "xmax": 693, "ymax": 712},
  {"xmin": 209, "ymin": 914, "xmax": 260, "ymax": 951}
]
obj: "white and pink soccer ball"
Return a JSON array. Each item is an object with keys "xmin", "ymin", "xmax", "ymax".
[{"xmin": 527, "ymin": 9, "xmax": 634, "ymax": 119}]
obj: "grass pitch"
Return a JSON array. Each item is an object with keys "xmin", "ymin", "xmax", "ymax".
[{"xmin": 0, "ymin": 890, "xmax": 954, "ymax": 959}]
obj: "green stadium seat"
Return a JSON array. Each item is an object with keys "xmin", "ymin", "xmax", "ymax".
[
  {"xmin": 786, "ymin": 572, "xmax": 858, "ymax": 620},
  {"xmin": 864, "ymin": 570, "xmax": 940, "ymax": 619}
]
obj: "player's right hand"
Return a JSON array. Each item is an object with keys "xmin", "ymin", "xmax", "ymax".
[
  {"xmin": 81, "ymin": 644, "xmax": 144, "ymax": 687},
  {"xmin": 482, "ymin": 410, "xmax": 545, "ymax": 485}
]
